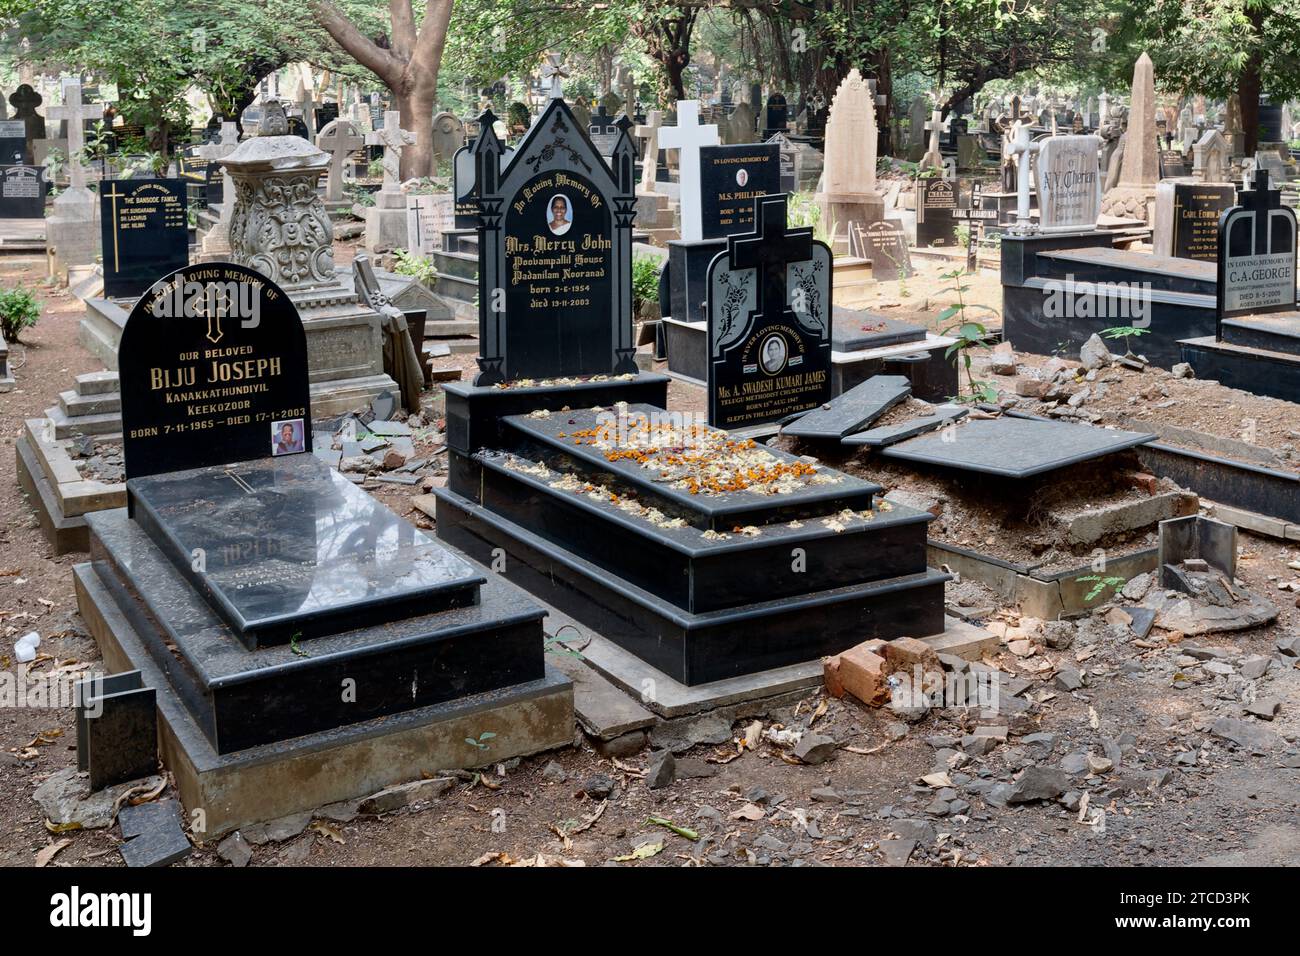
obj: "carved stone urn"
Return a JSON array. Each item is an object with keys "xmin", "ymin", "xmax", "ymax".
[{"xmin": 220, "ymin": 102, "xmax": 336, "ymax": 289}]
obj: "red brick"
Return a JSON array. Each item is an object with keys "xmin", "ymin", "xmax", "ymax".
[
  {"xmin": 838, "ymin": 645, "xmax": 890, "ymax": 707},
  {"xmin": 882, "ymin": 636, "xmax": 941, "ymax": 675}
]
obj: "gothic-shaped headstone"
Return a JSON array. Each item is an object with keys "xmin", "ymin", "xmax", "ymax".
[
  {"xmin": 472, "ymin": 98, "xmax": 638, "ymax": 384},
  {"xmin": 707, "ymin": 194, "xmax": 832, "ymax": 428},
  {"xmin": 1218, "ymin": 168, "xmax": 1297, "ymax": 325}
]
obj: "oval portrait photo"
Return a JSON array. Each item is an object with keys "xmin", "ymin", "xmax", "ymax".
[
  {"xmin": 759, "ymin": 333, "xmax": 788, "ymax": 374},
  {"xmin": 547, "ymin": 194, "xmax": 573, "ymax": 235}
]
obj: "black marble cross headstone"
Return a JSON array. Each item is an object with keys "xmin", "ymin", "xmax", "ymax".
[
  {"xmin": 706, "ymin": 194, "xmax": 832, "ymax": 429},
  {"xmin": 731, "ymin": 194, "xmax": 812, "ymax": 324},
  {"xmin": 1218, "ymin": 167, "xmax": 1298, "ymax": 328}
]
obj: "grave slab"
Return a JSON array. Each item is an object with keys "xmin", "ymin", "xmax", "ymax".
[
  {"xmin": 782, "ymin": 375, "xmax": 911, "ymax": 441},
  {"xmin": 832, "ymin": 308, "xmax": 927, "ymax": 352},
  {"xmin": 128, "ymin": 455, "xmax": 485, "ymax": 648},
  {"xmin": 842, "ymin": 405, "xmax": 969, "ymax": 446},
  {"xmin": 880, "ymin": 416, "xmax": 1154, "ymax": 478}
]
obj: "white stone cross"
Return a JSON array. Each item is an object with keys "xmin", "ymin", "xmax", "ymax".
[
  {"xmin": 366, "ymin": 111, "xmax": 416, "ymax": 191},
  {"xmin": 47, "ymin": 81, "xmax": 103, "ymax": 191},
  {"xmin": 921, "ymin": 109, "xmax": 949, "ymax": 172},
  {"xmin": 657, "ymin": 100, "xmax": 719, "ymax": 242},
  {"xmin": 1008, "ymin": 120, "xmax": 1041, "ymax": 232},
  {"xmin": 317, "ymin": 118, "xmax": 364, "ymax": 200},
  {"xmin": 634, "ymin": 109, "xmax": 663, "ymax": 194},
  {"xmin": 543, "ymin": 55, "xmax": 568, "ymax": 99}
]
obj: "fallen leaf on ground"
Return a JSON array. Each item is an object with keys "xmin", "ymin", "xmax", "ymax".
[
  {"xmin": 308, "ymin": 820, "xmax": 345, "ymax": 844},
  {"xmin": 729, "ymin": 803, "xmax": 765, "ymax": 821},
  {"xmin": 612, "ymin": 841, "xmax": 663, "ymax": 862},
  {"xmin": 35, "ymin": 839, "xmax": 71, "ymax": 867}
]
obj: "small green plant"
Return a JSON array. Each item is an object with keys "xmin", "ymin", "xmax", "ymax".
[
  {"xmin": 289, "ymin": 631, "xmax": 310, "ymax": 657},
  {"xmin": 1099, "ymin": 325, "xmax": 1151, "ymax": 355},
  {"xmin": 392, "ymin": 248, "xmax": 437, "ymax": 285},
  {"xmin": 465, "ymin": 731, "xmax": 497, "ymax": 751},
  {"xmin": 937, "ymin": 267, "xmax": 1000, "ymax": 403},
  {"xmin": 1076, "ymin": 574, "xmax": 1126, "ymax": 603},
  {"xmin": 80, "ymin": 120, "xmax": 112, "ymax": 170},
  {"xmin": 0, "ymin": 284, "xmax": 40, "ymax": 343},
  {"xmin": 344, "ymin": 182, "xmax": 375, "ymax": 208},
  {"xmin": 367, "ymin": 156, "xmax": 384, "ymax": 179},
  {"xmin": 632, "ymin": 253, "xmax": 661, "ymax": 314}
]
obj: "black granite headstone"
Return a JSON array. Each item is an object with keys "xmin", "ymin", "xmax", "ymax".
[
  {"xmin": 177, "ymin": 146, "xmax": 209, "ymax": 185},
  {"xmin": 764, "ymin": 93, "xmax": 788, "ymax": 136},
  {"xmin": 1159, "ymin": 149, "xmax": 1188, "ymax": 178},
  {"xmin": 0, "ymin": 164, "xmax": 46, "ymax": 218},
  {"xmin": 916, "ymin": 178, "xmax": 959, "ymax": 247},
  {"xmin": 118, "ymin": 262, "xmax": 311, "ymax": 479},
  {"xmin": 1218, "ymin": 168, "xmax": 1298, "ymax": 323},
  {"xmin": 472, "ymin": 101, "xmax": 638, "ymax": 384},
  {"xmin": 204, "ymin": 161, "xmax": 223, "ymax": 206},
  {"xmin": 315, "ymin": 103, "xmax": 340, "ymax": 131},
  {"xmin": 707, "ymin": 194, "xmax": 832, "ymax": 429},
  {"xmin": 850, "ymin": 220, "xmax": 913, "ymax": 279},
  {"xmin": 0, "ymin": 120, "xmax": 27, "ymax": 164},
  {"xmin": 1165, "ymin": 183, "xmax": 1234, "ymax": 261},
  {"xmin": 699, "ymin": 142, "xmax": 781, "ymax": 239},
  {"xmin": 99, "ymin": 178, "xmax": 189, "ymax": 298}
]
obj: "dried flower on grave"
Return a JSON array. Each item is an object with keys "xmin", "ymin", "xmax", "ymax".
[
  {"xmin": 701, "ymin": 529, "xmax": 730, "ymax": 541},
  {"xmin": 527, "ymin": 408, "xmax": 551, "ymax": 419}
]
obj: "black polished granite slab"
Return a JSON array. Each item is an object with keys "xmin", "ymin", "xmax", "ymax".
[
  {"xmin": 1220, "ymin": 311, "xmax": 1300, "ymax": 356},
  {"xmin": 842, "ymin": 405, "xmax": 969, "ymax": 447},
  {"xmin": 127, "ymin": 454, "xmax": 484, "ymax": 649},
  {"xmin": 500, "ymin": 404, "xmax": 879, "ymax": 530},
  {"xmin": 880, "ymin": 416, "xmax": 1154, "ymax": 478},
  {"xmin": 781, "ymin": 375, "xmax": 911, "ymax": 441},
  {"xmin": 832, "ymin": 309, "xmax": 928, "ymax": 353},
  {"xmin": 442, "ymin": 372, "xmax": 671, "ymax": 455},
  {"xmin": 86, "ymin": 507, "xmax": 546, "ymax": 754},
  {"xmin": 435, "ymin": 484, "xmax": 950, "ymax": 685},
  {"xmin": 455, "ymin": 449, "xmax": 931, "ymax": 614}
]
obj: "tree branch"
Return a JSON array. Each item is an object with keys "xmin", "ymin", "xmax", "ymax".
[{"xmin": 310, "ymin": 0, "xmax": 404, "ymax": 86}]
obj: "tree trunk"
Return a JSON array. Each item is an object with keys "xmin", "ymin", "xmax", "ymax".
[
  {"xmin": 397, "ymin": 82, "xmax": 437, "ymax": 177},
  {"xmin": 310, "ymin": 0, "xmax": 452, "ymax": 178},
  {"xmin": 1240, "ymin": 7, "xmax": 1266, "ymax": 156},
  {"xmin": 663, "ymin": 51, "xmax": 689, "ymax": 102}
]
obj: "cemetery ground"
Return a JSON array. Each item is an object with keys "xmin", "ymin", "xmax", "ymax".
[{"xmin": 2, "ymin": 251, "xmax": 1299, "ymax": 868}]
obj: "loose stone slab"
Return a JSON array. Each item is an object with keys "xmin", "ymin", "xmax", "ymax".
[
  {"xmin": 880, "ymin": 416, "xmax": 1153, "ymax": 478},
  {"xmin": 118, "ymin": 799, "xmax": 192, "ymax": 868},
  {"xmin": 782, "ymin": 375, "xmax": 911, "ymax": 441},
  {"xmin": 842, "ymin": 405, "xmax": 969, "ymax": 446},
  {"xmin": 832, "ymin": 308, "xmax": 927, "ymax": 352},
  {"xmin": 128, "ymin": 454, "xmax": 485, "ymax": 648}
]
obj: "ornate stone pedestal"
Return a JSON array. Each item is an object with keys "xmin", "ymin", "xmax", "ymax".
[{"xmin": 219, "ymin": 114, "xmax": 401, "ymax": 413}]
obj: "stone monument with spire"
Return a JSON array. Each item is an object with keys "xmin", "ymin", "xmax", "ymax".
[{"xmin": 1100, "ymin": 52, "xmax": 1159, "ymax": 223}]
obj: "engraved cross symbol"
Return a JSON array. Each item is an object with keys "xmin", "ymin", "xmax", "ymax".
[
  {"xmin": 729, "ymin": 194, "xmax": 812, "ymax": 323},
  {"xmin": 196, "ymin": 286, "xmax": 232, "ymax": 344},
  {"xmin": 102, "ymin": 181, "xmax": 127, "ymax": 272}
]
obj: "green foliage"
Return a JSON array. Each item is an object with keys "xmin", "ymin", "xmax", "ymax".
[
  {"xmin": 0, "ymin": 284, "xmax": 39, "ymax": 343},
  {"xmin": 938, "ymin": 267, "xmax": 1000, "ymax": 404},
  {"xmin": 393, "ymin": 249, "xmax": 437, "ymax": 286},
  {"xmin": 1076, "ymin": 574, "xmax": 1127, "ymax": 603},
  {"xmin": 631, "ymin": 253, "xmax": 661, "ymax": 311}
]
